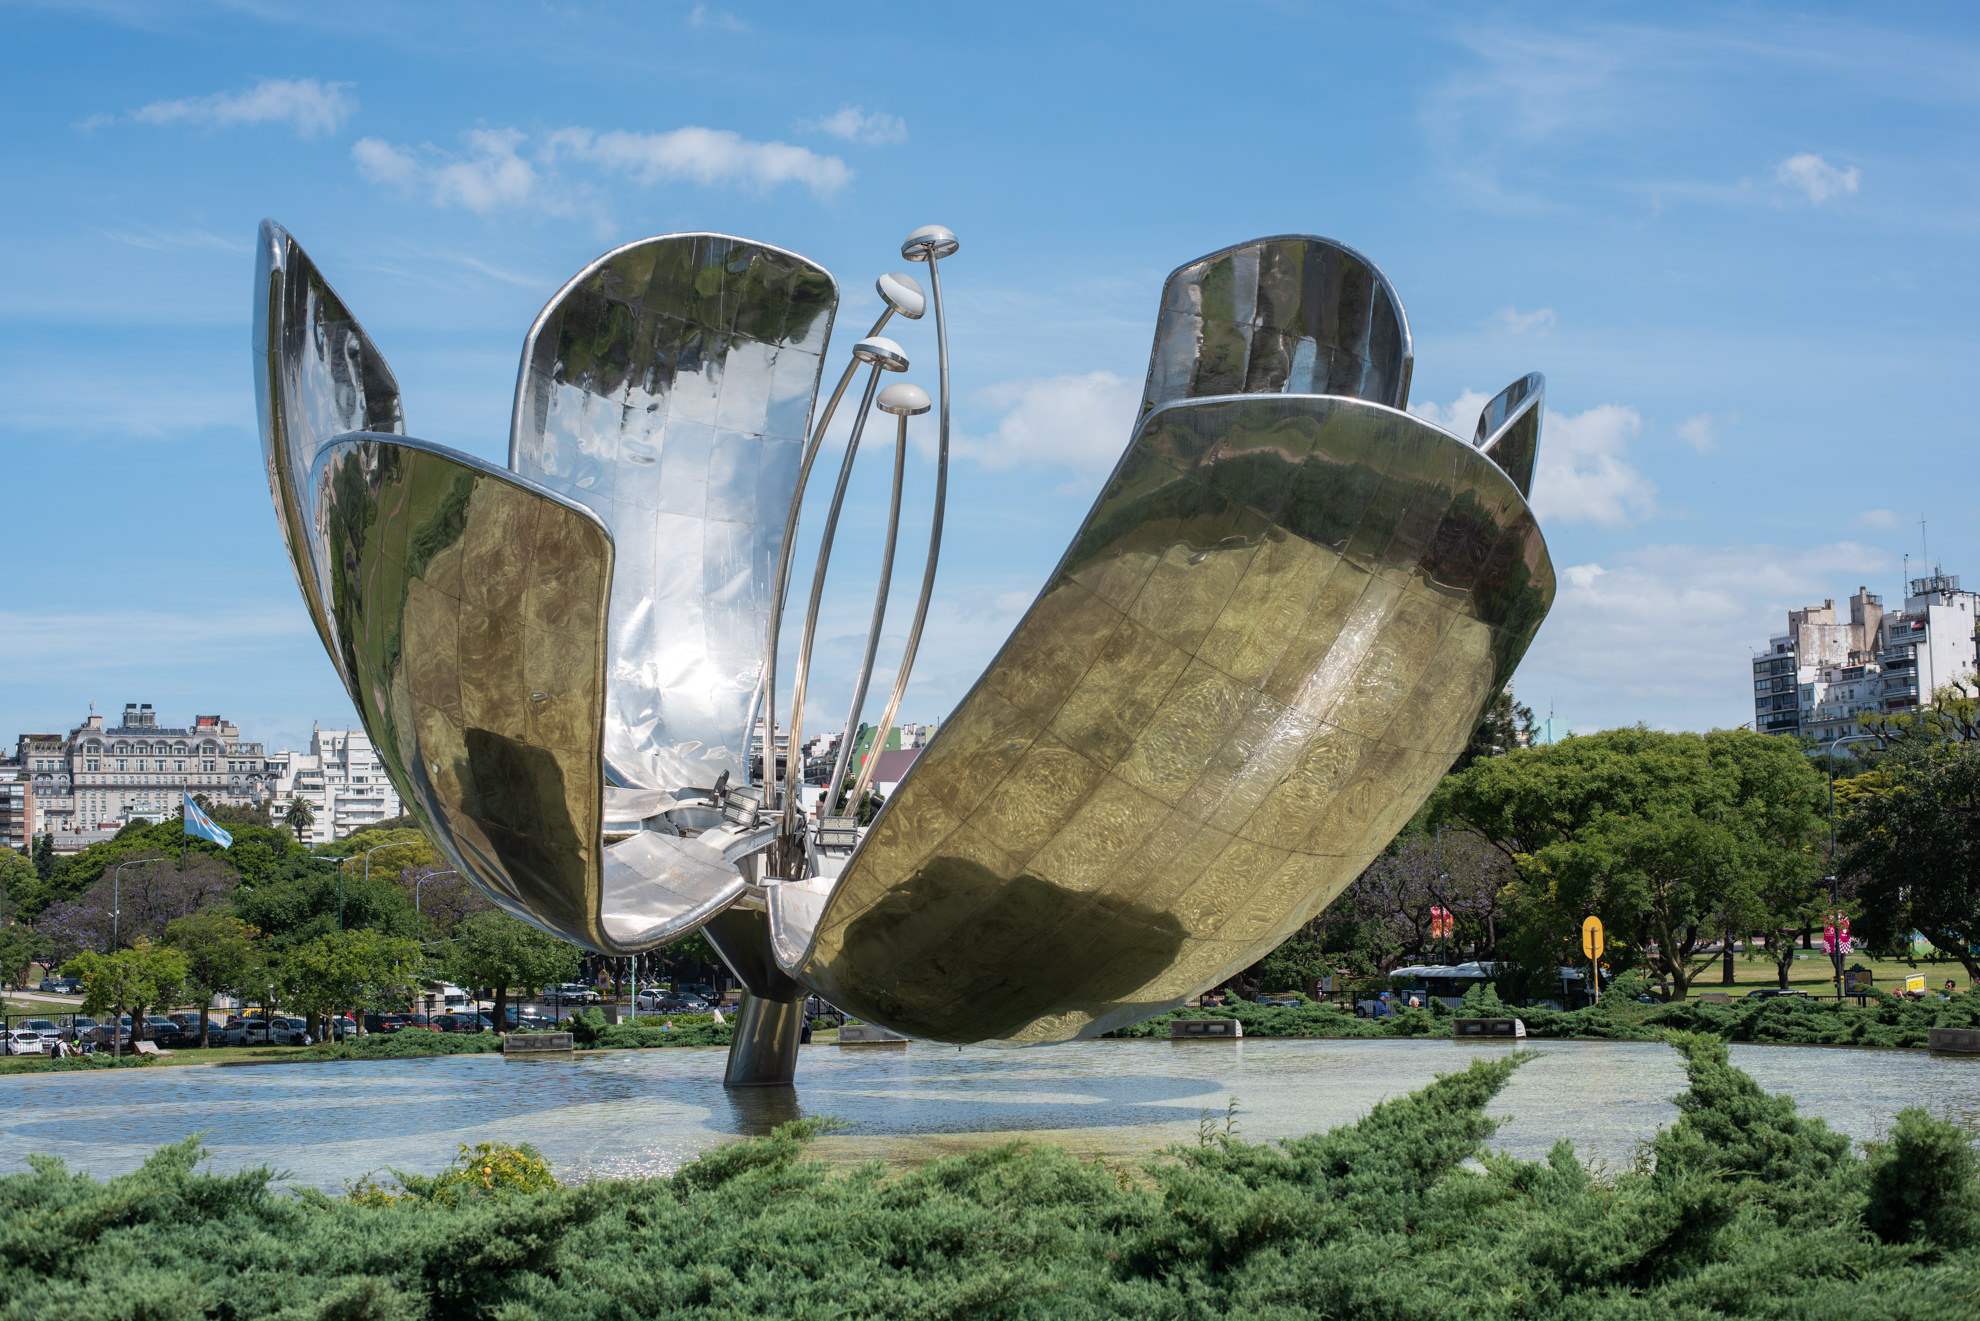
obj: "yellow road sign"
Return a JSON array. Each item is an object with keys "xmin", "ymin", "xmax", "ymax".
[{"xmin": 1581, "ymin": 916, "xmax": 1605, "ymax": 960}]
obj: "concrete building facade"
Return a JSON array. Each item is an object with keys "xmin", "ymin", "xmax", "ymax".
[
  {"xmin": 16, "ymin": 703, "xmax": 279, "ymax": 849},
  {"xmin": 1753, "ymin": 574, "xmax": 1980, "ymax": 743},
  {"xmin": 271, "ymin": 726, "xmax": 402, "ymax": 844}
]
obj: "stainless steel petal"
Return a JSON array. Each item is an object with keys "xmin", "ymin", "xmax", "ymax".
[
  {"xmin": 1473, "ymin": 372, "xmax": 1544, "ymax": 499},
  {"xmin": 305, "ymin": 431, "xmax": 621, "ymax": 948},
  {"xmin": 1139, "ymin": 235, "xmax": 1414, "ymax": 417},
  {"xmin": 253, "ymin": 220, "xmax": 406, "ymax": 697},
  {"xmin": 777, "ymin": 394, "xmax": 1552, "ymax": 1045},
  {"xmin": 510, "ymin": 233, "xmax": 837, "ymax": 794}
]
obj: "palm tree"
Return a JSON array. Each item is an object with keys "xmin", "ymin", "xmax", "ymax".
[{"xmin": 284, "ymin": 796, "xmax": 316, "ymax": 841}]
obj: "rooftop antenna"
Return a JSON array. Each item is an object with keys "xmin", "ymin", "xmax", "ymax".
[{"xmin": 1921, "ymin": 516, "xmax": 1930, "ymax": 581}]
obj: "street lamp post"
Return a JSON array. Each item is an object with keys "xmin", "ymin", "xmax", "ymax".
[
  {"xmin": 1812, "ymin": 733, "xmax": 1878, "ymax": 1000},
  {"xmin": 110, "ymin": 856, "xmax": 167, "ymax": 950},
  {"xmin": 413, "ymin": 868, "xmax": 458, "ymax": 916}
]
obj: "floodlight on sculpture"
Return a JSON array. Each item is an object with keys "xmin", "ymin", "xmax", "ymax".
[{"xmin": 253, "ymin": 220, "xmax": 1552, "ymax": 1088}]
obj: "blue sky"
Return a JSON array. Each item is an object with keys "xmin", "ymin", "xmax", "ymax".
[{"xmin": 3, "ymin": 0, "xmax": 1977, "ymax": 755}]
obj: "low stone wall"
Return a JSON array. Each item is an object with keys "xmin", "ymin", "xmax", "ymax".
[
  {"xmin": 1926, "ymin": 1026, "xmax": 1980, "ymax": 1053},
  {"xmin": 1170, "ymin": 1019, "xmax": 1242, "ymax": 1039},
  {"xmin": 502, "ymin": 1032, "xmax": 574, "ymax": 1055}
]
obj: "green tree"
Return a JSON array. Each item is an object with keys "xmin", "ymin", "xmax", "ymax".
[
  {"xmin": 231, "ymin": 863, "xmax": 424, "ymax": 949},
  {"xmin": 442, "ymin": 911, "xmax": 582, "ymax": 1033},
  {"xmin": 280, "ymin": 929, "xmax": 427, "ymax": 1038},
  {"xmin": 32, "ymin": 833, "xmax": 55, "ymax": 880},
  {"xmin": 1432, "ymin": 726, "xmax": 1825, "ymax": 998},
  {"xmin": 0, "ymin": 924, "xmax": 54, "ymax": 991},
  {"xmin": 1839, "ymin": 738, "xmax": 1980, "ymax": 983},
  {"xmin": 1451, "ymin": 687, "xmax": 1535, "ymax": 773},
  {"xmin": 312, "ymin": 827, "xmax": 438, "ymax": 872},
  {"xmin": 164, "ymin": 912, "xmax": 263, "ymax": 1047},
  {"xmin": 284, "ymin": 796, "xmax": 315, "ymax": 840},
  {"xmin": 63, "ymin": 937, "xmax": 188, "ymax": 1056}
]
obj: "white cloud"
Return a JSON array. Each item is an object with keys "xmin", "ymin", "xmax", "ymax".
[
  {"xmin": 686, "ymin": 4, "xmax": 749, "ymax": 31},
  {"xmin": 1855, "ymin": 508, "xmax": 1907, "ymax": 530},
  {"xmin": 1519, "ymin": 539, "xmax": 1890, "ymax": 730},
  {"xmin": 551, "ymin": 126, "xmax": 850, "ymax": 197},
  {"xmin": 1418, "ymin": 391, "xmax": 1652, "ymax": 525},
  {"xmin": 1411, "ymin": 389, "xmax": 1495, "ymax": 440},
  {"xmin": 1774, "ymin": 152, "xmax": 1860, "ymax": 203},
  {"xmin": 948, "ymin": 371, "xmax": 1142, "ymax": 479},
  {"xmin": 1676, "ymin": 414, "xmax": 1716, "ymax": 452},
  {"xmin": 1533, "ymin": 402, "xmax": 1653, "ymax": 526},
  {"xmin": 351, "ymin": 124, "xmax": 851, "ymax": 211},
  {"xmin": 1493, "ymin": 305, "xmax": 1555, "ymax": 334},
  {"xmin": 354, "ymin": 129, "xmax": 542, "ymax": 212},
  {"xmin": 800, "ymin": 106, "xmax": 908, "ymax": 145},
  {"xmin": 133, "ymin": 78, "xmax": 355, "ymax": 138}
]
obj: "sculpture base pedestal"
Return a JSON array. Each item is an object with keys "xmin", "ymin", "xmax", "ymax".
[{"xmin": 723, "ymin": 995, "xmax": 806, "ymax": 1087}]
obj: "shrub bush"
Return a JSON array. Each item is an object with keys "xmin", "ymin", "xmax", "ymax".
[{"xmin": 0, "ymin": 1052, "xmax": 156, "ymax": 1075}]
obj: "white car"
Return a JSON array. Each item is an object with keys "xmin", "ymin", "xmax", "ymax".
[{"xmin": 4, "ymin": 1028, "xmax": 51, "ymax": 1056}]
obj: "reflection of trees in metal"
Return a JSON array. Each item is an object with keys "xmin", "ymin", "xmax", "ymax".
[{"xmin": 787, "ymin": 393, "xmax": 1554, "ymax": 1044}]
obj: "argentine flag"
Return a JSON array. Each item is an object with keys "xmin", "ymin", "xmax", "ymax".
[{"xmin": 183, "ymin": 792, "xmax": 234, "ymax": 849}]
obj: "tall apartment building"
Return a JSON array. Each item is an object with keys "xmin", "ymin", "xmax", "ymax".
[
  {"xmin": 271, "ymin": 726, "xmax": 402, "ymax": 844},
  {"xmin": 0, "ymin": 768, "xmax": 31, "ymax": 853},
  {"xmin": 16, "ymin": 703, "xmax": 278, "ymax": 848},
  {"xmin": 1752, "ymin": 574, "xmax": 1980, "ymax": 742}
]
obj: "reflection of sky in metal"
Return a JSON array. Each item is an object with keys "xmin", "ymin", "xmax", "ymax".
[
  {"xmin": 4, "ymin": 1039, "xmax": 1973, "ymax": 1191},
  {"xmin": 511, "ymin": 234, "xmax": 836, "ymax": 793}
]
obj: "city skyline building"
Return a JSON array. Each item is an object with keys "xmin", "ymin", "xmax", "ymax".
[
  {"xmin": 270, "ymin": 725, "xmax": 403, "ymax": 845},
  {"xmin": 1752, "ymin": 572, "xmax": 1980, "ymax": 743},
  {"xmin": 13, "ymin": 702, "xmax": 277, "ymax": 849}
]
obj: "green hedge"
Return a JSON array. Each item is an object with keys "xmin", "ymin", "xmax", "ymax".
[
  {"xmin": 0, "ymin": 1052, "xmax": 157, "ymax": 1075},
  {"xmin": 1104, "ymin": 986, "xmax": 1980, "ymax": 1047},
  {"xmin": 2, "ymin": 1034, "xmax": 1973, "ymax": 1317}
]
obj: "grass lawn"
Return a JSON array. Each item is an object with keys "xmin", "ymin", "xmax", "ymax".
[
  {"xmin": 1, "ymin": 995, "xmax": 89, "ymax": 1019},
  {"xmin": 1678, "ymin": 950, "xmax": 1967, "ymax": 995}
]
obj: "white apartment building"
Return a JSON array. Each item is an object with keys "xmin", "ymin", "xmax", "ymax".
[
  {"xmin": 1753, "ymin": 573, "xmax": 1980, "ymax": 743},
  {"xmin": 272, "ymin": 725, "xmax": 402, "ymax": 843}
]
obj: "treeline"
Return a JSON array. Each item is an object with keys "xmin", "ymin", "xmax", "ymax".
[
  {"xmin": 1255, "ymin": 690, "xmax": 1980, "ymax": 1000},
  {"xmin": 0, "ymin": 815, "xmax": 591, "ymax": 1043}
]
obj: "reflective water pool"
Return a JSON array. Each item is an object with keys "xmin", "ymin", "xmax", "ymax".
[{"xmin": 3, "ymin": 1038, "xmax": 1975, "ymax": 1190}]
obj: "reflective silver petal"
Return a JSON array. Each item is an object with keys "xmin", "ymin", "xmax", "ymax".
[
  {"xmin": 253, "ymin": 219, "xmax": 406, "ymax": 697},
  {"xmin": 510, "ymin": 234, "xmax": 838, "ymax": 793}
]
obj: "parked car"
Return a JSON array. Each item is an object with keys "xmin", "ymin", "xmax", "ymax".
[
  {"xmin": 365, "ymin": 1012, "xmax": 414, "ymax": 1033},
  {"xmin": 435, "ymin": 1013, "xmax": 490, "ymax": 1033},
  {"xmin": 1744, "ymin": 988, "xmax": 1809, "ymax": 999},
  {"xmin": 37, "ymin": 977, "xmax": 82, "ymax": 995},
  {"xmin": 214, "ymin": 1017, "xmax": 288, "ymax": 1047},
  {"xmin": 20, "ymin": 1019, "xmax": 64, "ymax": 1040},
  {"xmin": 402, "ymin": 1013, "xmax": 442, "ymax": 1031},
  {"xmin": 677, "ymin": 983, "xmax": 718, "ymax": 1003},
  {"xmin": 66, "ymin": 1016, "xmax": 98, "ymax": 1042},
  {"xmin": 1255, "ymin": 995, "xmax": 1303, "ymax": 1008},
  {"xmin": 139, "ymin": 1016, "xmax": 184, "ymax": 1045},
  {"xmin": 548, "ymin": 983, "xmax": 601, "ymax": 1006},
  {"xmin": 4, "ymin": 1027, "xmax": 51, "ymax": 1055},
  {"xmin": 79, "ymin": 1023, "xmax": 132, "ymax": 1047},
  {"xmin": 636, "ymin": 989, "xmax": 709, "ymax": 1012}
]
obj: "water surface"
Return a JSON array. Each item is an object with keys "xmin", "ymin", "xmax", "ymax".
[{"xmin": 3, "ymin": 1038, "xmax": 1974, "ymax": 1190}]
